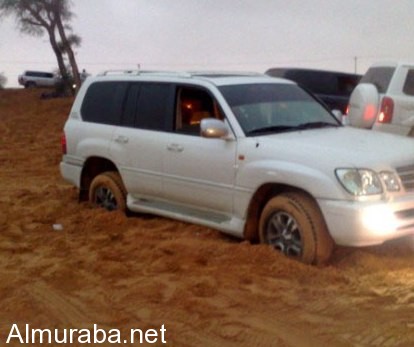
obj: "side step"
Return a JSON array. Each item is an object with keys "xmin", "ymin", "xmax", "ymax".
[{"xmin": 127, "ymin": 195, "xmax": 245, "ymax": 238}]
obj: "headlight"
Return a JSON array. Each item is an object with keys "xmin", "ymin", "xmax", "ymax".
[
  {"xmin": 379, "ymin": 171, "xmax": 400, "ymax": 192},
  {"xmin": 336, "ymin": 169, "xmax": 383, "ymax": 196}
]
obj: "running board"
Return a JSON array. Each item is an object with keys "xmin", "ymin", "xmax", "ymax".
[{"xmin": 127, "ymin": 195, "xmax": 244, "ymax": 238}]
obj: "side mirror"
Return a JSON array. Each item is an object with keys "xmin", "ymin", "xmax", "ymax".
[{"xmin": 200, "ymin": 118, "xmax": 229, "ymax": 138}]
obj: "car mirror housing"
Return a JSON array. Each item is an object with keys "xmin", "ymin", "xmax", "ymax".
[{"xmin": 200, "ymin": 118, "xmax": 229, "ymax": 139}]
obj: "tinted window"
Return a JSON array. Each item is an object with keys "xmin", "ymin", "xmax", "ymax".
[
  {"xmin": 360, "ymin": 67, "xmax": 395, "ymax": 93},
  {"xmin": 121, "ymin": 83, "xmax": 172, "ymax": 131},
  {"xmin": 175, "ymin": 86, "xmax": 224, "ymax": 135},
  {"xmin": 26, "ymin": 71, "xmax": 54, "ymax": 78},
  {"xmin": 135, "ymin": 83, "xmax": 172, "ymax": 130},
  {"xmin": 403, "ymin": 69, "xmax": 414, "ymax": 96},
  {"xmin": 122, "ymin": 84, "xmax": 139, "ymax": 127},
  {"xmin": 81, "ymin": 82, "xmax": 128, "ymax": 125}
]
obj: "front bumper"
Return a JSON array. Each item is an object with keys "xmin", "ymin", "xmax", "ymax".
[{"xmin": 318, "ymin": 196, "xmax": 414, "ymax": 246}]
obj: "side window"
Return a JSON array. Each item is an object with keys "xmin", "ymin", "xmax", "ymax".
[
  {"xmin": 81, "ymin": 82, "xmax": 127, "ymax": 125},
  {"xmin": 403, "ymin": 69, "xmax": 414, "ymax": 96},
  {"xmin": 175, "ymin": 86, "xmax": 224, "ymax": 135},
  {"xmin": 121, "ymin": 83, "xmax": 172, "ymax": 131},
  {"xmin": 135, "ymin": 83, "xmax": 172, "ymax": 130}
]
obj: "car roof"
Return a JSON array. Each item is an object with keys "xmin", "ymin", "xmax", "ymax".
[
  {"xmin": 90, "ymin": 70, "xmax": 294, "ymax": 87},
  {"xmin": 368, "ymin": 61, "xmax": 414, "ymax": 69},
  {"xmin": 266, "ymin": 67, "xmax": 361, "ymax": 78}
]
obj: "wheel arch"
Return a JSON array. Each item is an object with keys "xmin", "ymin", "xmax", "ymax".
[
  {"xmin": 243, "ymin": 183, "xmax": 319, "ymax": 242},
  {"xmin": 79, "ymin": 156, "xmax": 119, "ymax": 201}
]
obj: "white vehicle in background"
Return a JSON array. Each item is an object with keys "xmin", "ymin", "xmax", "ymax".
[
  {"xmin": 347, "ymin": 62, "xmax": 414, "ymax": 137},
  {"xmin": 18, "ymin": 70, "xmax": 60, "ymax": 88}
]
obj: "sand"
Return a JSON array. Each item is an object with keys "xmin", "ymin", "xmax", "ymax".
[{"xmin": 0, "ymin": 89, "xmax": 413, "ymax": 346}]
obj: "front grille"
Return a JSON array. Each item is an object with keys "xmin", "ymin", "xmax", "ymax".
[{"xmin": 397, "ymin": 164, "xmax": 414, "ymax": 192}]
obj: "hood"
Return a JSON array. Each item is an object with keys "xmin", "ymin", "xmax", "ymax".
[{"xmin": 255, "ymin": 127, "xmax": 414, "ymax": 172}]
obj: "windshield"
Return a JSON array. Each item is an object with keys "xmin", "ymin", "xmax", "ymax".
[{"xmin": 219, "ymin": 83, "xmax": 340, "ymax": 136}]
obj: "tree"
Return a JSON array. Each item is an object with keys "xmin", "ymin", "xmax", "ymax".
[
  {"xmin": 0, "ymin": 72, "xmax": 7, "ymax": 89},
  {"xmin": 0, "ymin": 0, "xmax": 81, "ymax": 92}
]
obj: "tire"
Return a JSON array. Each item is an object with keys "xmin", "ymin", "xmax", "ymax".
[
  {"xmin": 259, "ymin": 192, "xmax": 334, "ymax": 265},
  {"xmin": 348, "ymin": 83, "xmax": 379, "ymax": 129},
  {"xmin": 25, "ymin": 81, "xmax": 36, "ymax": 89},
  {"xmin": 89, "ymin": 171, "xmax": 127, "ymax": 212}
]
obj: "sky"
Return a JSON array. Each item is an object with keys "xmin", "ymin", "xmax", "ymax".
[{"xmin": 1, "ymin": 0, "xmax": 414, "ymax": 87}]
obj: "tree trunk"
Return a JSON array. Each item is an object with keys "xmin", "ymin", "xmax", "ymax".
[
  {"xmin": 55, "ymin": 14, "xmax": 80, "ymax": 93},
  {"xmin": 46, "ymin": 26, "xmax": 68, "ymax": 81}
]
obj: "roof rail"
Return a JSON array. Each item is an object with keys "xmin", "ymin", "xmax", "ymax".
[
  {"xmin": 98, "ymin": 70, "xmax": 140, "ymax": 76},
  {"xmin": 96, "ymin": 70, "xmax": 263, "ymax": 79},
  {"xmin": 189, "ymin": 71, "xmax": 262, "ymax": 77},
  {"xmin": 97, "ymin": 70, "xmax": 193, "ymax": 77}
]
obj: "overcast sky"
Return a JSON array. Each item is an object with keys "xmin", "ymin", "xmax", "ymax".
[{"xmin": 1, "ymin": 0, "xmax": 414, "ymax": 87}]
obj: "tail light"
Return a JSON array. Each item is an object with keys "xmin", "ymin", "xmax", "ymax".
[
  {"xmin": 377, "ymin": 97, "xmax": 394, "ymax": 123},
  {"xmin": 61, "ymin": 132, "xmax": 67, "ymax": 154}
]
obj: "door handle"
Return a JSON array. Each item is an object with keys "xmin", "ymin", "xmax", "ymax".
[
  {"xmin": 167, "ymin": 143, "xmax": 184, "ymax": 152},
  {"xmin": 114, "ymin": 135, "xmax": 129, "ymax": 144}
]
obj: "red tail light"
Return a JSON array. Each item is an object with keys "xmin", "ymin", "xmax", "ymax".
[
  {"xmin": 377, "ymin": 97, "xmax": 394, "ymax": 123},
  {"xmin": 61, "ymin": 132, "xmax": 67, "ymax": 154}
]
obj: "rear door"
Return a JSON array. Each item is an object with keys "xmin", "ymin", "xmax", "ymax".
[{"xmin": 110, "ymin": 82, "xmax": 174, "ymax": 199}]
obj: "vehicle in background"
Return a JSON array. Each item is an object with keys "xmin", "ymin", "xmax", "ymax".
[
  {"xmin": 347, "ymin": 62, "xmax": 414, "ymax": 137},
  {"xmin": 18, "ymin": 70, "xmax": 60, "ymax": 88},
  {"xmin": 265, "ymin": 67, "xmax": 361, "ymax": 115}
]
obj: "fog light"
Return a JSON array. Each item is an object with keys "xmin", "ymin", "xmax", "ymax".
[{"xmin": 362, "ymin": 205, "xmax": 397, "ymax": 234}]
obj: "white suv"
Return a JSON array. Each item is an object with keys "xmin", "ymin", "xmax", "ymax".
[
  {"xmin": 347, "ymin": 62, "xmax": 414, "ymax": 136},
  {"xmin": 60, "ymin": 71, "xmax": 414, "ymax": 264},
  {"xmin": 18, "ymin": 70, "xmax": 60, "ymax": 88}
]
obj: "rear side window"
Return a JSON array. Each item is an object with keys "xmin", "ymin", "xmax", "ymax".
[
  {"xmin": 403, "ymin": 69, "xmax": 414, "ymax": 96},
  {"xmin": 122, "ymin": 83, "xmax": 172, "ymax": 131},
  {"xmin": 81, "ymin": 82, "xmax": 128, "ymax": 125},
  {"xmin": 360, "ymin": 67, "xmax": 395, "ymax": 93},
  {"xmin": 135, "ymin": 84, "xmax": 172, "ymax": 130}
]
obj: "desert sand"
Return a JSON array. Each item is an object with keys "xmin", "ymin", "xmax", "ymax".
[{"xmin": 0, "ymin": 89, "xmax": 413, "ymax": 346}]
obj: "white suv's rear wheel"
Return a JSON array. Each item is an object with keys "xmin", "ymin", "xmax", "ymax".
[
  {"xmin": 259, "ymin": 193, "xmax": 334, "ymax": 265},
  {"xmin": 89, "ymin": 172, "xmax": 126, "ymax": 212}
]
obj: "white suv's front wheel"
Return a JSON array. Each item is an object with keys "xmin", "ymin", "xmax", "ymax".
[
  {"xmin": 89, "ymin": 172, "xmax": 126, "ymax": 212},
  {"xmin": 259, "ymin": 192, "xmax": 334, "ymax": 265}
]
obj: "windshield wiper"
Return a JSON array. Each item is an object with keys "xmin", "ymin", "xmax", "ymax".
[
  {"xmin": 246, "ymin": 122, "xmax": 339, "ymax": 136},
  {"xmin": 295, "ymin": 121, "xmax": 340, "ymax": 130},
  {"xmin": 246, "ymin": 125, "xmax": 298, "ymax": 136}
]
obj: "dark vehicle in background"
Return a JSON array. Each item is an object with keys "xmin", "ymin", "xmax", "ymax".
[
  {"xmin": 266, "ymin": 68, "xmax": 361, "ymax": 114},
  {"xmin": 18, "ymin": 70, "xmax": 60, "ymax": 88}
]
